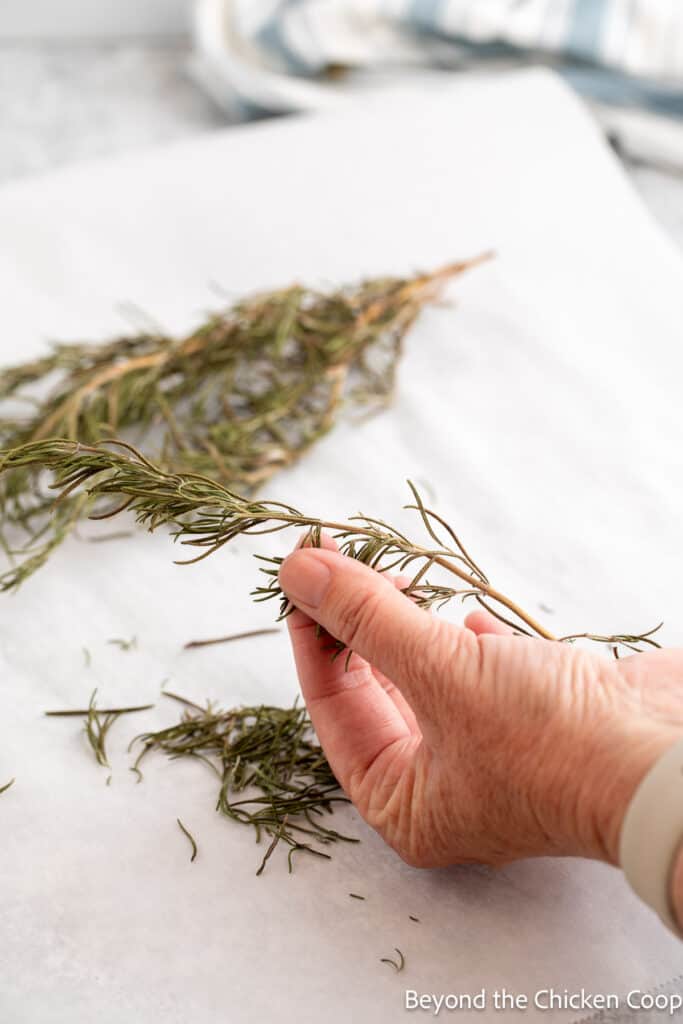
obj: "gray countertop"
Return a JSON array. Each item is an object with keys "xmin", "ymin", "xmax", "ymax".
[{"xmin": 0, "ymin": 41, "xmax": 226, "ymax": 182}]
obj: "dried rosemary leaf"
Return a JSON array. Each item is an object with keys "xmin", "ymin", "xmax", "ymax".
[
  {"xmin": 380, "ymin": 948, "xmax": 405, "ymax": 973},
  {"xmin": 0, "ymin": 256, "xmax": 488, "ymax": 590},
  {"xmin": 176, "ymin": 818, "xmax": 198, "ymax": 863},
  {"xmin": 131, "ymin": 694, "xmax": 358, "ymax": 874},
  {"xmin": 0, "ymin": 778, "xmax": 15, "ymax": 795}
]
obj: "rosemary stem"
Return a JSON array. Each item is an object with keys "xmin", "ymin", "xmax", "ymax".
[
  {"xmin": 225, "ymin": 511, "xmax": 556, "ymax": 642},
  {"xmin": 432, "ymin": 557, "xmax": 557, "ymax": 641},
  {"xmin": 317, "ymin": 524, "xmax": 556, "ymax": 640}
]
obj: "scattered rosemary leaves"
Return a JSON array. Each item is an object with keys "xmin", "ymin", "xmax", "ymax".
[
  {"xmin": 46, "ymin": 690, "xmax": 155, "ymax": 770},
  {"xmin": 176, "ymin": 818, "xmax": 198, "ymax": 862},
  {"xmin": 0, "ymin": 257, "xmax": 487, "ymax": 590},
  {"xmin": 130, "ymin": 693, "xmax": 357, "ymax": 874},
  {"xmin": 349, "ymin": 893, "xmax": 366, "ymax": 901},
  {"xmin": 0, "ymin": 439, "xmax": 661, "ymax": 656},
  {"xmin": 0, "ymin": 778, "xmax": 15, "ymax": 795}
]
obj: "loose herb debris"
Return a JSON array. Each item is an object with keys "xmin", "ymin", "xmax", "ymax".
[
  {"xmin": 0, "ymin": 440, "xmax": 661, "ymax": 655},
  {"xmin": 0, "ymin": 778, "xmax": 15, "ymax": 795},
  {"xmin": 409, "ymin": 915, "xmax": 420, "ymax": 923},
  {"xmin": 380, "ymin": 948, "xmax": 405, "ymax": 973},
  {"xmin": 349, "ymin": 893, "xmax": 366, "ymax": 900},
  {"xmin": 184, "ymin": 627, "xmax": 280, "ymax": 650},
  {"xmin": 46, "ymin": 691, "xmax": 155, "ymax": 770},
  {"xmin": 130, "ymin": 692, "xmax": 357, "ymax": 874},
  {"xmin": 108, "ymin": 636, "xmax": 137, "ymax": 651},
  {"xmin": 176, "ymin": 818, "xmax": 198, "ymax": 862},
  {"xmin": 0, "ymin": 257, "xmax": 488, "ymax": 591}
]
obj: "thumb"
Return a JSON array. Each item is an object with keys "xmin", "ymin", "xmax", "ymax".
[{"xmin": 279, "ymin": 547, "xmax": 476, "ymax": 722}]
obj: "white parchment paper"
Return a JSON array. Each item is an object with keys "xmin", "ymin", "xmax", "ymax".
[{"xmin": 1, "ymin": 70, "xmax": 682, "ymax": 1023}]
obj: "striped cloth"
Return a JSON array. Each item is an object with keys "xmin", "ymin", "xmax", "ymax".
[{"xmin": 192, "ymin": 0, "xmax": 683, "ymax": 120}]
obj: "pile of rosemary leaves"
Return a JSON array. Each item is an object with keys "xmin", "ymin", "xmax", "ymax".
[
  {"xmin": 133, "ymin": 692, "xmax": 356, "ymax": 874},
  {"xmin": 45, "ymin": 686, "xmax": 350, "ymax": 873}
]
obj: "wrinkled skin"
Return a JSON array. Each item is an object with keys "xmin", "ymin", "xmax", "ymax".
[{"xmin": 279, "ymin": 539, "xmax": 683, "ymax": 873}]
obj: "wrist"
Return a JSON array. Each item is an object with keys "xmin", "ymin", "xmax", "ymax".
[
  {"xmin": 577, "ymin": 723, "xmax": 682, "ymax": 866},
  {"xmin": 670, "ymin": 840, "xmax": 683, "ymax": 932}
]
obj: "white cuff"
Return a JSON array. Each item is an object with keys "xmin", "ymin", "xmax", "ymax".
[{"xmin": 619, "ymin": 737, "xmax": 683, "ymax": 937}]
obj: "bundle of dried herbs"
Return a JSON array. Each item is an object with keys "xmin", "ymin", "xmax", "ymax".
[
  {"xmin": 132, "ymin": 692, "xmax": 356, "ymax": 874},
  {"xmin": 0, "ymin": 255, "xmax": 488, "ymax": 591},
  {"xmin": 0, "ymin": 439, "xmax": 661, "ymax": 654}
]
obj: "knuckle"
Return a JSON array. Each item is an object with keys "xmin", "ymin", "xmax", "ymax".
[
  {"xmin": 412, "ymin": 617, "xmax": 480, "ymax": 694},
  {"xmin": 445, "ymin": 620, "xmax": 481, "ymax": 670}
]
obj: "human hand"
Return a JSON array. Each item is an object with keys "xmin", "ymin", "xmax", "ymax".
[{"xmin": 279, "ymin": 539, "xmax": 683, "ymax": 871}]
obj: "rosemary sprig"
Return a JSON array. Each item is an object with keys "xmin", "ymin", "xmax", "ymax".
[
  {"xmin": 131, "ymin": 694, "xmax": 357, "ymax": 874},
  {"xmin": 176, "ymin": 818, "xmax": 198, "ymax": 862},
  {"xmin": 0, "ymin": 257, "xmax": 488, "ymax": 590},
  {"xmin": 0, "ymin": 439, "xmax": 660, "ymax": 654},
  {"xmin": 46, "ymin": 690, "xmax": 155, "ymax": 769},
  {"xmin": 0, "ymin": 778, "xmax": 15, "ymax": 795}
]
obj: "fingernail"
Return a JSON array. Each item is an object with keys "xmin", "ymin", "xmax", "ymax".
[{"xmin": 279, "ymin": 551, "xmax": 332, "ymax": 609}]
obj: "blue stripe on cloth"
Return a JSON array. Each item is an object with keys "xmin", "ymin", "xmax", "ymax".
[
  {"xmin": 406, "ymin": 0, "xmax": 448, "ymax": 31},
  {"xmin": 255, "ymin": 0, "xmax": 316, "ymax": 76},
  {"xmin": 564, "ymin": 66, "xmax": 683, "ymax": 117},
  {"xmin": 567, "ymin": 0, "xmax": 610, "ymax": 60},
  {"xmin": 239, "ymin": 0, "xmax": 682, "ymax": 119}
]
